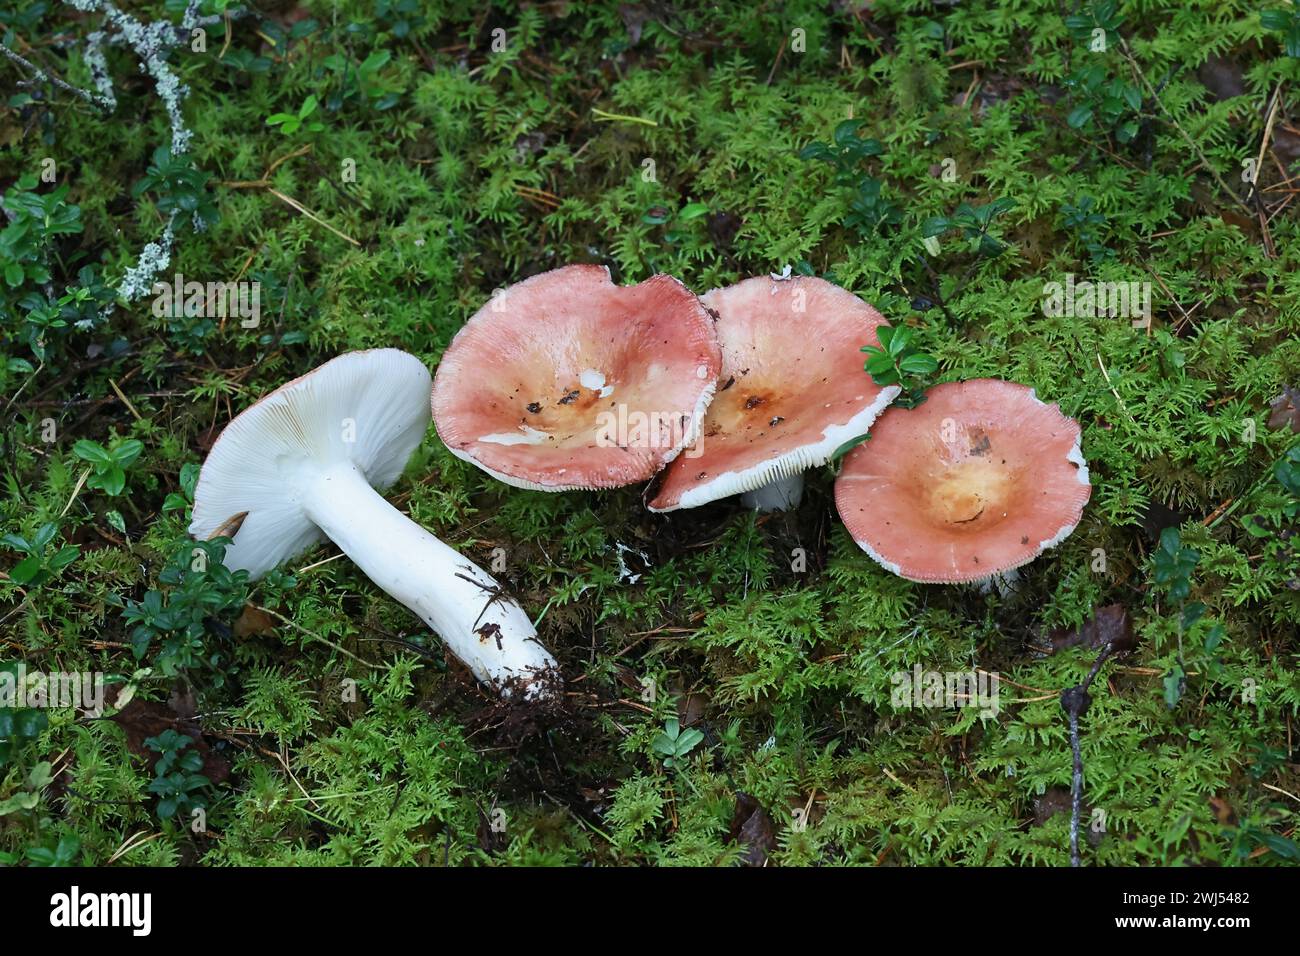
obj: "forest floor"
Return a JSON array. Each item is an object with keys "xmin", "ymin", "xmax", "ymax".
[{"xmin": 1, "ymin": 0, "xmax": 1299, "ymax": 866}]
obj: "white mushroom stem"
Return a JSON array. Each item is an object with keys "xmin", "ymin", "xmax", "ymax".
[
  {"xmin": 740, "ymin": 473, "xmax": 804, "ymax": 512},
  {"xmin": 297, "ymin": 461, "xmax": 557, "ymax": 696},
  {"xmin": 974, "ymin": 568, "xmax": 1021, "ymax": 597}
]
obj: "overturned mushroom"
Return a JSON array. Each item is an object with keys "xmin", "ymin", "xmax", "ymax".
[
  {"xmin": 189, "ymin": 349, "xmax": 558, "ymax": 697},
  {"xmin": 834, "ymin": 379, "xmax": 1091, "ymax": 584},
  {"xmin": 432, "ymin": 264, "xmax": 721, "ymax": 491},
  {"xmin": 649, "ymin": 275, "xmax": 900, "ymax": 512}
]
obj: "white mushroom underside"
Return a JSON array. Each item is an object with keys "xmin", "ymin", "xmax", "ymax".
[
  {"xmin": 189, "ymin": 349, "xmax": 433, "ymax": 577},
  {"xmin": 655, "ymin": 384, "xmax": 902, "ymax": 511}
]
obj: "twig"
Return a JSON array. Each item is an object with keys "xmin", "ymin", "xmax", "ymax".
[
  {"xmin": 1249, "ymin": 85, "xmax": 1283, "ymax": 206},
  {"xmin": 266, "ymin": 189, "xmax": 361, "ymax": 246},
  {"xmin": 108, "ymin": 377, "xmax": 142, "ymax": 421},
  {"xmin": 253, "ymin": 604, "xmax": 377, "ymax": 668},
  {"xmin": 1261, "ymin": 782, "xmax": 1300, "ymax": 805},
  {"xmin": 59, "ymin": 468, "xmax": 91, "ymax": 518},
  {"xmin": 1095, "ymin": 352, "xmax": 1136, "ymax": 425},
  {"xmin": 590, "ymin": 107, "xmax": 657, "ymax": 126},
  {"xmin": 1061, "ymin": 644, "xmax": 1117, "ymax": 867},
  {"xmin": 106, "ymin": 830, "xmax": 162, "ymax": 865},
  {"xmin": 1117, "ymin": 37, "xmax": 1247, "ymax": 211},
  {"xmin": 0, "ymin": 43, "xmax": 112, "ymax": 108},
  {"xmin": 765, "ymin": 36, "xmax": 787, "ymax": 86}
]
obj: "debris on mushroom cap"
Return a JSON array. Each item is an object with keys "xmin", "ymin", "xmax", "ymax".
[
  {"xmin": 648, "ymin": 275, "xmax": 901, "ymax": 511},
  {"xmin": 431, "ymin": 264, "xmax": 721, "ymax": 491},
  {"xmin": 189, "ymin": 349, "xmax": 433, "ymax": 579},
  {"xmin": 834, "ymin": 379, "xmax": 1091, "ymax": 584}
]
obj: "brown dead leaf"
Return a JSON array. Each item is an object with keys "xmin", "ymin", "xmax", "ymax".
[
  {"xmin": 1046, "ymin": 604, "xmax": 1138, "ymax": 656},
  {"xmin": 729, "ymin": 792, "xmax": 776, "ymax": 866},
  {"xmin": 233, "ymin": 603, "xmax": 278, "ymax": 638},
  {"xmin": 167, "ymin": 686, "xmax": 198, "ymax": 720},
  {"xmin": 1197, "ymin": 57, "xmax": 1246, "ymax": 101},
  {"xmin": 677, "ymin": 690, "xmax": 707, "ymax": 728},
  {"xmin": 619, "ymin": 4, "xmax": 649, "ymax": 45},
  {"xmin": 1032, "ymin": 786, "xmax": 1073, "ymax": 825},
  {"xmin": 1209, "ymin": 795, "xmax": 1236, "ymax": 826},
  {"xmin": 1272, "ymin": 127, "xmax": 1300, "ymax": 166},
  {"xmin": 1267, "ymin": 387, "xmax": 1300, "ymax": 434},
  {"xmin": 1219, "ymin": 208, "xmax": 1258, "ymax": 235},
  {"xmin": 108, "ymin": 697, "xmax": 230, "ymax": 784}
]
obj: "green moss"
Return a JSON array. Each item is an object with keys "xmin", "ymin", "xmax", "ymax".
[{"xmin": 1, "ymin": 0, "xmax": 1297, "ymax": 867}]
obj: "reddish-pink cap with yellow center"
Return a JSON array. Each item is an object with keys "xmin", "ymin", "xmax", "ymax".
[
  {"xmin": 648, "ymin": 275, "xmax": 900, "ymax": 511},
  {"xmin": 834, "ymin": 379, "xmax": 1091, "ymax": 583},
  {"xmin": 431, "ymin": 265, "xmax": 721, "ymax": 491}
]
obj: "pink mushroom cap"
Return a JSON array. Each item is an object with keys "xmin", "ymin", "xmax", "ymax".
[
  {"xmin": 648, "ymin": 275, "xmax": 900, "ymax": 511},
  {"xmin": 834, "ymin": 379, "xmax": 1092, "ymax": 583},
  {"xmin": 432, "ymin": 265, "xmax": 721, "ymax": 491}
]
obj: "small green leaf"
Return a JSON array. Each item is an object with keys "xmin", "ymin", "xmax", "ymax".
[
  {"xmin": 32, "ymin": 524, "xmax": 56, "ymax": 550},
  {"xmin": 1260, "ymin": 9, "xmax": 1292, "ymax": 31},
  {"xmin": 48, "ymin": 547, "xmax": 80, "ymax": 572},
  {"xmin": 921, "ymin": 216, "xmax": 950, "ymax": 238},
  {"xmin": 798, "ymin": 142, "xmax": 834, "ymax": 163},
  {"xmin": 1163, "ymin": 666, "xmax": 1185, "ymax": 709},
  {"xmin": 112, "ymin": 439, "xmax": 144, "ymax": 467},
  {"xmin": 72, "ymin": 440, "xmax": 111, "ymax": 464},
  {"xmin": 0, "ymin": 791, "xmax": 40, "ymax": 816},
  {"xmin": 9, "ymin": 556, "xmax": 43, "ymax": 585},
  {"xmin": 100, "ymin": 465, "xmax": 127, "ymax": 497},
  {"xmin": 1181, "ymin": 602, "xmax": 1206, "ymax": 630},
  {"xmin": 886, "ymin": 326, "xmax": 912, "ymax": 357},
  {"xmin": 677, "ymin": 728, "xmax": 704, "ymax": 752},
  {"xmin": 1, "ymin": 533, "xmax": 31, "ymax": 553},
  {"xmin": 865, "ymin": 353, "xmax": 895, "ymax": 376},
  {"xmin": 1259, "ymin": 832, "xmax": 1300, "ymax": 861},
  {"xmin": 830, "ymin": 433, "xmax": 871, "ymax": 461},
  {"xmin": 1203, "ymin": 624, "xmax": 1224, "ymax": 654},
  {"xmin": 15, "ymin": 709, "xmax": 47, "ymax": 738},
  {"xmin": 832, "ymin": 119, "xmax": 864, "ymax": 146},
  {"xmin": 899, "ymin": 354, "xmax": 939, "ymax": 375}
]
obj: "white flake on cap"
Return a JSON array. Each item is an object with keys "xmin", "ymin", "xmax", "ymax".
[{"xmin": 479, "ymin": 425, "xmax": 551, "ymax": 446}]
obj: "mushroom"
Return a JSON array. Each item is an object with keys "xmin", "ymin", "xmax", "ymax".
[
  {"xmin": 648, "ymin": 275, "xmax": 900, "ymax": 512},
  {"xmin": 431, "ymin": 264, "xmax": 721, "ymax": 491},
  {"xmin": 833, "ymin": 378, "xmax": 1091, "ymax": 584},
  {"xmin": 189, "ymin": 349, "xmax": 558, "ymax": 697}
]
